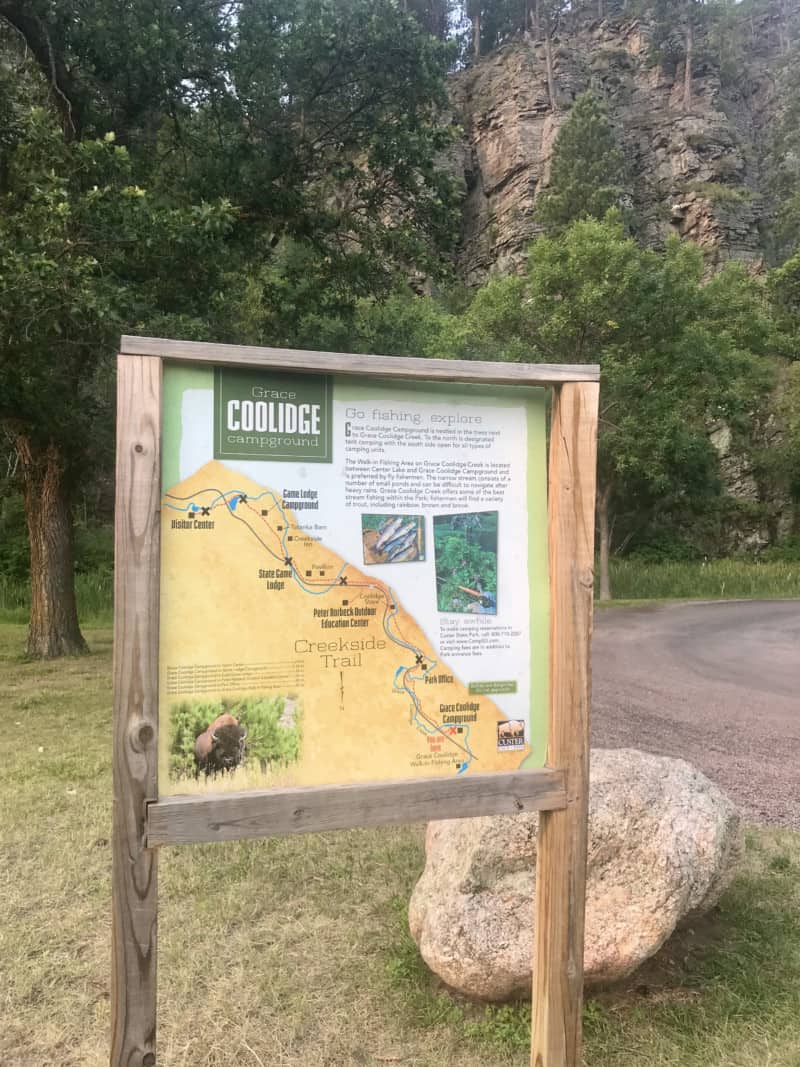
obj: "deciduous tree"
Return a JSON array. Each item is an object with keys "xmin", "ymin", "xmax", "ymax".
[
  {"xmin": 0, "ymin": 1, "xmax": 459, "ymax": 655},
  {"xmin": 0, "ymin": 97, "xmax": 235, "ymax": 655},
  {"xmin": 454, "ymin": 214, "xmax": 768, "ymax": 596}
]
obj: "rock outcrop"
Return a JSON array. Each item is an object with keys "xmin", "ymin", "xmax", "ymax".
[
  {"xmin": 444, "ymin": 6, "xmax": 797, "ymax": 544},
  {"xmin": 409, "ymin": 748, "xmax": 743, "ymax": 1001},
  {"xmin": 448, "ymin": 9, "xmax": 790, "ymax": 285}
]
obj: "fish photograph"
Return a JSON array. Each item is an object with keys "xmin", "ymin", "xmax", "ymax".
[{"xmin": 361, "ymin": 514, "xmax": 424, "ymax": 565}]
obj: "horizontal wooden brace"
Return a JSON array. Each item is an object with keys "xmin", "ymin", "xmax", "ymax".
[
  {"xmin": 146, "ymin": 768, "xmax": 566, "ymax": 847},
  {"xmin": 119, "ymin": 335, "xmax": 599, "ymax": 386}
]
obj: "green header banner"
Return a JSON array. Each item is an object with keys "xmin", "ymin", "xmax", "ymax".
[{"xmin": 214, "ymin": 367, "xmax": 332, "ymax": 463}]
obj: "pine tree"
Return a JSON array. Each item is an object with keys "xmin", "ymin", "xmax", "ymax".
[{"xmin": 536, "ymin": 90, "xmax": 629, "ymax": 233}]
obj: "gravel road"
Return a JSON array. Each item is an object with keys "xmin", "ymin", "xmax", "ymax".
[{"xmin": 592, "ymin": 600, "xmax": 800, "ymax": 828}]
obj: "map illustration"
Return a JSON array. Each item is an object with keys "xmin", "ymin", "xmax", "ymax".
[{"xmin": 159, "ymin": 460, "xmax": 531, "ymax": 793}]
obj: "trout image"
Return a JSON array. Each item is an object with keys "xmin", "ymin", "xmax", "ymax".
[{"xmin": 361, "ymin": 514, "xmax": 424, "ymax": 565}]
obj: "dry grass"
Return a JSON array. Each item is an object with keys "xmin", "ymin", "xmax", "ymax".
[
  {"xmin": 166, "ymin": 763, "xmax": 301, "ymax": 795},
  {"xmin": 2, "ymin": 622, "xmax": 800, "ymax": 1066}
]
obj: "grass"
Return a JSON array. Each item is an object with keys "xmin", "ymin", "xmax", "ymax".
[
  {"xmin": 0, "ymin": 570, "xmax": 113, "ymax": 626},
  {"xmin": 2, "ymin": 621, "xmax": 800, "ymax": 1066},
  {"xmin": 606, "ymin": 559, "xmax": 800, "ymax": 601}
]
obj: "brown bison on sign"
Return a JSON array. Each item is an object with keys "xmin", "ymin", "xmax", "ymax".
[{"xmin": 194, "ymin": 714, "xmax": 247, "ymax": 778}]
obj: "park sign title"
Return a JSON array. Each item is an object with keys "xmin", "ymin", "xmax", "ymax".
[{"xmin": 214, "ymin": 366, "xmax": 333, "ymax": 462}]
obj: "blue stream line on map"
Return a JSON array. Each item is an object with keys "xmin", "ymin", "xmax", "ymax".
[{"xmin": 165, "ymin": 487, "xmax": 476, "ymax": 773}]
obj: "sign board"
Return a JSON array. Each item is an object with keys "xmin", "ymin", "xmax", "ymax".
[
  {"xmin": 159, "ymin": 362, "xmax": 549, "ymax": 794},
  {"xmin": 111, "ymin": 336, "xmax": 599, "ymax": 1067}
]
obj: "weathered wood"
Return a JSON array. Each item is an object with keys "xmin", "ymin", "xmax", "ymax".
[
  {"xmin": 146, "ymin": 769, "xmax": 567, "ymax": 847},
  {"xmin": 119, "ymin": 334, "xmax": 599, "ymax": 385},
  {"xmin": 530, "ymin": 382, "xmax": 599, "ymax": 1067},
  {"xmin": 111, "ymin": 354, "xmax": 161, "ymax": 1067}
]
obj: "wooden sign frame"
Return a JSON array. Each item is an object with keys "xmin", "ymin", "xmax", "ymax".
[{"xmin": 111, "ymin": 335, "xmax": 599, "ymax": 1067}]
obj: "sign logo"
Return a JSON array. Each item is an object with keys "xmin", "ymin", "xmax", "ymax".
[
  {"xmin": 497, "ymin": 719, "xmax": 525, "ymax": 750},
  {"xmin": 214, "ymin": 367, "xmax": 332, "ymax": 463}
]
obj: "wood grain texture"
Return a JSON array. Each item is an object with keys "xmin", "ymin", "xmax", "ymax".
[
  {"xmin": 146, "ymin": 769, "xmax": 566, "ymax": 847},
  {"xmin": 530, "ymin": 382, "xmax": 599, "ymax": 1067},
  {"xmin": 111, "ymin": 355, "xmax": 161, "ymax": 1067},
  {"xmin": 119, "ymin": 334, "xmax": 599, "ymax": 385}
]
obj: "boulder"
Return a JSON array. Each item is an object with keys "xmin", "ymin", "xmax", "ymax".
[{"xmin": 408, "ymin": 748, "xmax": 742, "ymax": 1001}]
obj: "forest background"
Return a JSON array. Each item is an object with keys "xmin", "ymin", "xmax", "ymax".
[{"xmin": 0, "ymin": 0, "xmax": 799, "ymax": 657}]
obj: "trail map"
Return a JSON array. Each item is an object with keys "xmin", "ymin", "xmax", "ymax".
[{"xmin": 158, "ymin": 364, "xmax": 548, "ymax": 794}]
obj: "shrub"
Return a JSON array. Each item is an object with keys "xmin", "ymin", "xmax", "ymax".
[
  {"xmin": 0, "ymin": 492, "xmax": 28, "ymax": 580},
  {"xmin": 686, "ymin": 181, "xmax": 755, "ymax": 204},
  {"xmin": 625, "ymin": 535, "xmax": 704, "ymax": 563},
  {"xmin": 762, "ymin": 536, "xmax": 800, "ymax": 562},
  {"xmin": 74, "ymin": 523, "xmax": 114, "ymax": 574}
]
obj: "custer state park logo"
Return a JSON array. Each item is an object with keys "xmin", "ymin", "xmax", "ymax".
[{"xmin": 496, "ymin": 719, "xmax": 525, "ymax": 749}]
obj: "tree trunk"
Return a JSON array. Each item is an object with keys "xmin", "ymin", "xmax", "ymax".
[
  {"xmin": 598, "ymin": 483, "xmax": 612, "ymax": 602},
  {"xmin": 16, "ymin": 435, "xmax": 87, "ymax": 657},
  {"xmin": 544, "ymin": 30, "xmax": 557, "ymax": 110},
  {"xmin": 683, "ymin": 18, "xmax": 693, "ymax": 112},
  {"xmin": 533, "ymin": 0, "xmax": 540, "ymax": 38},
  {"xmin": 598, "ymin": 0, "xmax": 604, "ymax": 21},
  {"xmin": 473, "ymin": 6, "xmax": 481, "ymax": 57}
]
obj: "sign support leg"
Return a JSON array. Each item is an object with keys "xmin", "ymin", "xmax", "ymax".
[
  {"xmin": 111, "ymin": 354, "xmax": 162, "ymax": 1066},
  {"xmin": 530, "ymin": 381, "xmax": 599, "ymax": 1067}
]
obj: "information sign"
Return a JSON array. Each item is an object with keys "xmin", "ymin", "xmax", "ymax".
[
  {"xmin": 159, "ymin": 363, "xmax": 548, "ymax": 793},
  {"xmin": 111, "ymin": 336, "xmax": 599, "ymax": 1067}
]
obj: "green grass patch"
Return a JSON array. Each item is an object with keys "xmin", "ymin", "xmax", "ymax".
[
  {"xmin": 0, "ymin": 570, "xmax": 113, "ymax": 626},
  {"xmin": 605, "ymin": 559, "xmax": 800, "ymax": 601},
  {"xmin": 2, "ymin": 620, "xmax": 800, "ymax": 1065}
]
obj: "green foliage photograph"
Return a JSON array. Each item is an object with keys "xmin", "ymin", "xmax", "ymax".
[{"xmin": 434, "ymin": 512, "xmax": 498, "ymax": 613}]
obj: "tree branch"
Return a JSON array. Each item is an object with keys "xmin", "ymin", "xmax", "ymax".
[{"xmin": 0, "ymin": 3, "xmax": 82, "ymax": 139}]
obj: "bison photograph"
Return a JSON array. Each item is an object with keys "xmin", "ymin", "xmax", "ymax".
[{"xmin": 193, "ymin": 715, "xmax": 248, "ymax": 778}]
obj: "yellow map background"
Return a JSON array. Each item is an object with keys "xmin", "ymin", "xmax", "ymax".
[{"xmin": 159, "ymin": 460, "xmax": 530, "ymax": 794}]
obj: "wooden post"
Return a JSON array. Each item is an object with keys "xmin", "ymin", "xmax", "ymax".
[
  {"xmin": 111, "ymin": 354, "xmax": 162, "ymax": 1067},
  {"xmin": 530, "ymin": 381, "xmax": 599, "ymax": 1067}
]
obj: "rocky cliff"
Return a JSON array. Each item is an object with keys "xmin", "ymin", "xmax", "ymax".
[
  {"xmin": 446, "ymin": 3, "xmax": 798, "ymax": 548},
  {"xmin": 448, "ymin": 4, "xmax": 793, "ymax": 284}
]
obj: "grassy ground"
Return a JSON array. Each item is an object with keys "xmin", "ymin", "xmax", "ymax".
[
  {"xmin": 2, "ymin": 621, "xmax": 800, "ymax": 1066},
  {"xmin": 0, "ymin": 571, "xmax": 113, "ymax": 626},
  {"xmin": 606, "ymin": 559, "xmax": 800, "ymax": 600}
]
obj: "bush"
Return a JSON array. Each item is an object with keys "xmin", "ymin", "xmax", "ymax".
[
  {"xmin": 0, "ymin": 490, "xmax": 113, "ymax": 580},
  {"xmin": 762, "ymin": 536, "xmax": 800, "ymax": 562},
  {"xmin": 686, "ymin": 180, "xmax": 755, "ymax": 204},
  {"xmin": 169, "ymin": 694, "xmax": 301, "ymax": 779},
  {"xmin": 74, "ymin": 523, "xmax": 114, "ymax": 574},
  {"xmin": 625, "ymin": 535, "xmax": 704, "ymax": 563},
  {"xmin": 0, "ymin": 492, "xmax": 28, "ymax": 580}
]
